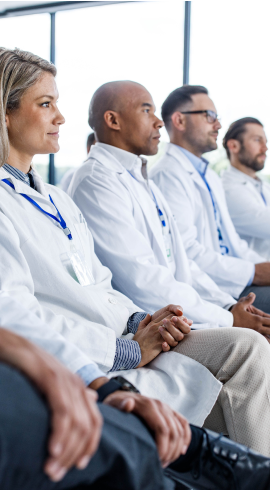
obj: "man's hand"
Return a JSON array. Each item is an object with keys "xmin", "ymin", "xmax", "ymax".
[
  {"xmin": 231, "ymin": 293, "xmax": 270, "ymax": 338},
  {"xmin": 133, "ymin": 310, "xmax": 191, "ymax": 367},
  {"xmin": 0, "ymin": 328, "xmax": 103, "ymax": 482},
  {"xmin": 253, "ymin": 263, "xmax": 270, "ymax": 286},
  {"xmin": 103, "ymin": 391, "xmax": 191, "ymax": 467}
]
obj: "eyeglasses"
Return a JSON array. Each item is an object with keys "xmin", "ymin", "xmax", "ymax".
[{"xmin": 181, "ymin": 110, "xmax": 219, "ymax": 124}]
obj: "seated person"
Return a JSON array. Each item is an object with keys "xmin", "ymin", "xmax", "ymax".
[
  {"xmin": 150, "ymin": 85, "xmax": 270, "ymax": 315},
  {"xmin": 60, "ymin": 132, "xmax": 95, "ymax": 193},
  {"xmin": 1, "ymin": 323, "xmax": 270, "ymax": 490},
  {"xmin": 1, "ymin": 47, "xmax": 270, "ymax": 457},
  {"xmin": 222, "ymin": 117, "xmax": 270, "ymax": 260}
]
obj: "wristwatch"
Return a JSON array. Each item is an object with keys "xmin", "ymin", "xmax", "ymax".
[{"xmin": 97, "ymin": 375, "xmax": 140, "ymax": 403}]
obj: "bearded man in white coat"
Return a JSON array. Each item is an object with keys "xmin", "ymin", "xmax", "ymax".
[
  {"xmin": 222, "ymin": 117, "xmax": 270, "ymax": 260},
  {"xmin": 68, "ymin": 80, "xmax": 270, "ymax": 455},
  {"xmin": 150, "ymin": 85, "xmax": 270, "ymax": 314}
]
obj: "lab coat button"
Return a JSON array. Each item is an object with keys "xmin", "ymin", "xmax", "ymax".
[{"xmin": 108, "ymin": 297, "xmax": 117, "ymax": 305}]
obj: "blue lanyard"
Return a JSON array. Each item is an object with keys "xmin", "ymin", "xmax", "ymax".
[
  {"xmin": 261, "ymin": 191, "xmax": 267, "ymax": 206},
  {"xmin": 200, "ymin": 173, "xmax": 229, "ymax": 255},
  {"xmin": 2, "ymin": 178, "xmax": 73, "ymax": 240},
  {"xmin": 127, "ymin": 170, "xmax": 166, "ymax": 228}
]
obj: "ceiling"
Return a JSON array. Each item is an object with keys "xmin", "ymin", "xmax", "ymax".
[
  {"xmin": 0, "ymin": 1, "xmax": 58, "ymax": 12},
  {"xmin": 0, "ymin": 1, "xmax": 129, "ymax": 17}
]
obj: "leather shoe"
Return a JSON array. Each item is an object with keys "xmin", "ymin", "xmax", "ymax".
[{"xmin": 165, "ymin": 428, "xmax": 270, "ymax": 490}]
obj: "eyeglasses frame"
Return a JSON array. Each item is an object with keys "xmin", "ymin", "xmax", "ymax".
[{"xmin": 180, "ymin": 110, "xmax": 219, "ymax": 124}]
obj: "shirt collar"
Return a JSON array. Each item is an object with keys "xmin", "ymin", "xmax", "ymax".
[
  {"xmin": 177, "ymin": 146, "xmax": 209, "ymax": 177},
  {"xmin": 3, "ymin": 163, "xmax": 31, "ymax": 186},
  {"xmin": 96, "ymin": 142, "xmax": 139, "ymax": 172},
  {"xmin": 229, "ymin": 165, "xmax": 263, "ymax": 188}
]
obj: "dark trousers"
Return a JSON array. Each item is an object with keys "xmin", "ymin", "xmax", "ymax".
[
  {"xmin": 0, "ymin": 364, "xmax": 203, "ymax": 490},
  {"xmin": 240, "ymin": 285, "xmax": 270, "ymax": 313}
]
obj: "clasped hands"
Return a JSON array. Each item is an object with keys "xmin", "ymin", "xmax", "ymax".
[{"xmin": 133, "ymin": 304, "xmax": 192, "ymax": 367}]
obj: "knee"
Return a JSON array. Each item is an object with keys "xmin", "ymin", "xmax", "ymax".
[{"xmin": 231, "ymin": 327, "xmax": 269, "ymax": 355}]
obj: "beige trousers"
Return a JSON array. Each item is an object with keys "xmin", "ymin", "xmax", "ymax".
[{"xmin": 173, "ymin": 327, "xmax": 270, "ymax": 457}]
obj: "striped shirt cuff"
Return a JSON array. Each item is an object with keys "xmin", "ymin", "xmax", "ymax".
[
  {"xmin": 110, "ymin": 338, "xmax": 141, "ymax": 371},
  {"xmin": 127, "ymin": 312, "xmax": 147, "ymax": 334}
]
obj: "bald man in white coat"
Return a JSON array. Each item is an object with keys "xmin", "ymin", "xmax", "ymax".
[{"xmin": 68, "ymin": 80, "xmax": 270, "ymax": 455}]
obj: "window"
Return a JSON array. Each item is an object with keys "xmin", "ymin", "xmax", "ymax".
[
  {"xmin": 190, "ymin": 0, "xmax": 270, "ymax": 180},
  {"xmin": 54, "ymin": 0, "xmax": 184, "ymax": 181}
]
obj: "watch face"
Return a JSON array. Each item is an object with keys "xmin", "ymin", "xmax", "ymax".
[{"xmin": 113, "ymin": 376, "xmax": 140, "ymax": 393}]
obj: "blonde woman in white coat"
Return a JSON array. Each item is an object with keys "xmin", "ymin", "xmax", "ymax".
[{"xmin": 1, "ymin": 50, "xmax": 270, "ymax": 456}]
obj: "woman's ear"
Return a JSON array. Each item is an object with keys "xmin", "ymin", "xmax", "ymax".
[{"xmin": 5, "ymin": 111, "xmax": 10, "ymax": 129}]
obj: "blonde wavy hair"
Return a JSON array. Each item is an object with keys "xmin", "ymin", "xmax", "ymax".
[{"xmin": 0, "ymin": 47, "xmax": 56, "ymax": 167}]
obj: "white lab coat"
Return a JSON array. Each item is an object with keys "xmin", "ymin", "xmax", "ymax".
[
  {"xmin": 68, "ymin": 143, "xmax": 234, "ymax": 327},
  {"xmin": 0, "ymin": 291, "xmax": 103, "ymax": 378},
  {"xmin": 0, "ymin": 166, "xmax": 221, "ymax": 426},
  {"xmin": 150, "ymin": 143, "xmax": 265, "ymax": 299},
  {"xmin": 222, "ymin": 166, "xmax": 270, "ymax": 260}
]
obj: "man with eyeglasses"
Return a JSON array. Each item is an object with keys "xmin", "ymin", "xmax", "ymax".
[{"xmin": 150, "ymin": 85, "xmax": 270, "ymax": 313}]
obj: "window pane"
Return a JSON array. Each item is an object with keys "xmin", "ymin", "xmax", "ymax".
[
  {"xmin": 55, "ymin": 1, "xmax": 184, "ymax": 183},
  {"xmin": 0, "ymin": 13, "xmax": 50, "ymax": 180},
  {"xmin": 190, "ymin": 1, "xmax": 270, "ymax": 179}
]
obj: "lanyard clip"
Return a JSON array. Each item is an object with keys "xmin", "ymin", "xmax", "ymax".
[{"xmin": 63, "ymin": 227, "xmax": 72, "ymax": 240}]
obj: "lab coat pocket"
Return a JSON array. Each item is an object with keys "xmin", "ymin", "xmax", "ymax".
[{"xmin": 72, "ymin": 222, "xmax": 94, "ymax": 277}]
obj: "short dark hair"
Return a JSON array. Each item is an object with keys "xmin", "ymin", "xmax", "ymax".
[
  {"xmin": 86, "ymin": 132, "xmax": 95, "ymax": 151},
  {"xmin": 223, "ymin": 117, "xmax": 263, "ymax": 159},
  {"xmin": 161, "ymin": 85, "xmax": 208, "ymax": 128}
]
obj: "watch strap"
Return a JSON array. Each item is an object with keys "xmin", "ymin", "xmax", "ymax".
[{"xmin": 97, "ymin": 379, "xmax": 123, "ymax": 402}]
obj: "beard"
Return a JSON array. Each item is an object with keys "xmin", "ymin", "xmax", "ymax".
[
  {"xmin": 185, "ymin": 120, "xmax": 217, "ymax": 155},
  {"xmin": 238, "ymin": 146, "xmax": 265, "ymax": 172}
]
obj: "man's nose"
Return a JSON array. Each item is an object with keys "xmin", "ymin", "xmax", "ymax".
[
  {"xmin": 155, "ymin": 116, "xmax": 164, "ymax": 129},
  {"xmin": 214, "ymin": 119, "xmax": 222, "ymax": 130}
]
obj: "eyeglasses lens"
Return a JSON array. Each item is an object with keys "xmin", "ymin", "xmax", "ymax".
[{"xmin": 206, "ymin": 110, "xmax": 218, "ymax": 123}]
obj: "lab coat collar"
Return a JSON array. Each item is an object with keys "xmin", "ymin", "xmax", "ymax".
[
  {"xmin": 228, "ymin": 165, "xmax": 264, "ymax": 188},
  {"xmin": 166, "ymin": 143, "xmax": 209, "ymax": 191},
  {"xmin": 0, "ymin": 166, "xmax": 50, "ymax": 200},
  {"xmin": 89, "ymin": 143, "xmax": 139, "ymax": 174}
]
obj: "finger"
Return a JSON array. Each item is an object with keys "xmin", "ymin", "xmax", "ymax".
[
  {"xmin": 159, "ymin": 325, "xmax": 179, "ymax": 346},
  {"xmin": 174, "ymin": 413, "xmax": 192, "ymax": 454},
  {"xmin": 181, "ymin": 316, "xmax": 193, "ymax": 327},
  {"xmin": 77, "ymin": 394, "xmax": 103, "ymax": 469},
  {"xmin": 239, "ymin": 292, "xmax": 256, "ymax": 307},
  {"xmin": 138, "ymin": 314, "xmax": 152, "ymax": 329},
  {"xmin": 158, "ymin": 404, "xmax": 184, "ymax": 466},
  {"xmin": 162, "ymin": 341, "xmax": 170, "ymax": 352},
  {"xmin": 170, "ymin": 316, "xmax": 191, "ymax": 334},
  {"xmin": 160, "ymin": 321, "xmax": 185, "ymax": 341},
  {"xmin": 47, "ymin": 401, "xmax": 71, "ymax": 461},
  {"xmin": 258, "ymin": 325, "xmax": 270, "ymax": 336},
  {"xmin": 166, "ymin": 304, "xmax": 183, "ymax": 317}
]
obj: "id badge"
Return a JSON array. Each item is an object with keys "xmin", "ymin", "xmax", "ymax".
[
  {"xmin": 163, "ymin": 233, "xmax": 173, "ymax": 263},
  {"xmin": 68, "ymin": 245, "xmax": 95, "ymax": 286}
]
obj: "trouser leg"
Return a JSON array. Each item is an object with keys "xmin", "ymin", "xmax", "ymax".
[
  {"xmin": 0, "ymin": 363, "xmax": 174, "ymax": 490},
  {"xmin": 240, "ymin": 285, "xmax": 270, "ymax": 313},
  {"xmin": 173, "ymin": 327, "xmax": 270, "ymax": 456}
]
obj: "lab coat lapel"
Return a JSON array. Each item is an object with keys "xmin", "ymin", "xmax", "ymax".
[
  {"xmin": 167, "ymin": 145, "xmax": 220, "ymax": 251},
  {"xmin": 0, "ymin": 167, "xmax": 57, "ymax": 214},
  {"xmin": 89, "ymin": 146, "xmax": 169, "ymax": 266},
  {"xmin": 120, "ymin": 172, "xmax": 169, "ymax": 266}
]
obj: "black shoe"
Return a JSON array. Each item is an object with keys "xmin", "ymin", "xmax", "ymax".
[{"xmin": 165, "ymin": 429, "xmax": 270, "ymax": 490}]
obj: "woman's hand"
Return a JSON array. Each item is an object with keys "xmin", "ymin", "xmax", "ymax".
[{"xmin": 0, "ymin": 328, "xmax": 103, "ymax": 482}]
